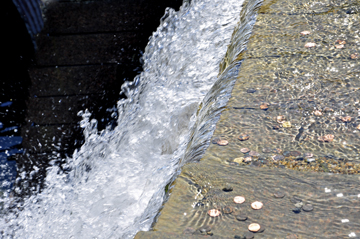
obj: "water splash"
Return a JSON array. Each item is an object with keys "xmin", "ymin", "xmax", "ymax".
[{"xmin": 0, "ymin": 0, "xmax": 245, "ymax": 238}]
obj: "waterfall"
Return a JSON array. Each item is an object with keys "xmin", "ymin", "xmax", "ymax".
[{"xmin": 0, "ymin": 0, "xmax": 246, "ymax": 238}]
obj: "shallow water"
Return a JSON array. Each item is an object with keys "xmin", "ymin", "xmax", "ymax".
[
  {"xmin": 0, "ymin": 0, "xmax": 245, "ymax": 238},
  {"xmin": 149, "ymin": 0, "xmax": 360, "ymax": 238},
  {"xmin": 154, "ymin": 161, "xmax": 360, "ymax": 238},
  {"xmin": 215, "ymin": 0, "xmax": 360, "ymax": 172}
]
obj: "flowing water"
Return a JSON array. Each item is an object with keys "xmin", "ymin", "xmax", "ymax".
[
  {"xmin": 0, "ymin": 0, "xmax": 246, "ymax": 238},
  {"xmin": 149, "ymin": 0, "xmax": 360, "ymax": 238}
]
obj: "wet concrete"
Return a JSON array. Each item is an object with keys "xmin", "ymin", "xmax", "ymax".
[{"xmin": 136, "ymin": 0, "xmax": 360, "ymax": 238}]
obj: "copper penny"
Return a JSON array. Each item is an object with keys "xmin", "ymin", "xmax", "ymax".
[
  {"xmin": 351, "ymin": 53, "xmax": 359, "ymax": 59},
  {"xmin": 341, "ymin": 116, "xmax": 352, "ymax": 122},
  {"xmin": 324, "ymin": 134, "xmax": 334, "ymax": 142},
  {"xmin": 318, "ymin": 134, "xmax": 334, "ymax": 142},
  {"xmin": 223, "ymin": 206, "xmax": 234, "ymax": 214},
  {"xmin": 335, "ymin": 40, "xmax": 346, "ymax": 45},
  {"xmin": 238, "ymin": 134, "xmax": 250, "ymax": 141},
  {"xmin": 260, "ymin": 103, "xmax": 269, "ymax": 110},
  {"xmin": 217, "ymin": 139, "xmax": 229, "ymax": 146},
  {"xmin": 240, "ymin": 148, "xmax": 250, "ymax": 153}
]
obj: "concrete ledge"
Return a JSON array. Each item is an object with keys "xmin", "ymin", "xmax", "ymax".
[{"xmin": 138, "ymin": 0, "xmax": 360, "ymax": 237}]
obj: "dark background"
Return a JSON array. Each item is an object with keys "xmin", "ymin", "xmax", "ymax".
[{"xmin": 1, "ymin": 0, "xmax": 183, "ymax": 196}]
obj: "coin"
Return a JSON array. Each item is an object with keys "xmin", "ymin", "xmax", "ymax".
[
  {"xmin": 208, "ymin": 209, "xmax": 221, "ymax": 217},
  {"xmin": 234, "ymin": 157, "xmax": 244, "ymax": 164},
  {"xmin": 236, "ymin": 213, "xmax": 248, "ymax": 221},
  {"xmin": 300, "ymin": 30, "xmax": 311, "ymax": 35},
  {"xmin": 223, "ymin": 206, "xmax": 234, "ymax": 214},
  {"xmin": 249, "ymin": 151, "xmax": 260, "ymax": 157},
  {"xmin": 272, "ymin": 155, "xmax": 284, "ymax": 161},
  {"xmin": 217, "ymin": 140, "xmax": 229, "ymax": 146},
  {"xmin": 238, "ymin": 134, "xmax": 250, "ymax": 141},
  {"xmin": 282, "ymin": 121, "xmax": 292, "ymax": 128},
  {"xmin": 251, "ymin": 201, "xmax": 263, "ymax": 210},
  {"xmin": 335, "ymin": 40, "xmax": 346, "ymax": 45},
  {"xmin": 318, "ymin": 134, "xmax": 334, "ymax": 142},
  {"xmin": 313, "ymin": 110, "xmax": 322, "ymax": 116},
  {"xmin": 305, "ymin": 42, "xmax": 316, "ymax": 48},
  {"xmin": 260, "ymin": 103, "xmax": 269, "ymax": 110},
  {"xmin": 302, "ymin": 204, "xmax": 314, "ymax": 212},
  {"xmin": 248, "ymin": 223, "xmax": 261, "ymax": 232},
  {"xmin": 350, "ymin": 53, "xmax": 359, "ymax": 59},
  {"xmin": 341, "ymin": 116, "xmax": 352, "ymax": 122},
  {"xmin": 274, "ymin": 191, "xmax": 285, "ymax": 198},
  {"xmin": 234, "ymin": 196, "xmax": 246, "ymax": 204},
  {"xmin": 276, "ymin": 115, "xmax": 286, "ymax": 123}
]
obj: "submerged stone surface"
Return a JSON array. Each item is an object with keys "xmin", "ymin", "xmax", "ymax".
[
  {"xmin": 137, "ymin": 0, "xmax": 360, "ymax": 238},
  {"xmin": 150, "ymin": 162, "xmax": 360, "ymax": 238}
]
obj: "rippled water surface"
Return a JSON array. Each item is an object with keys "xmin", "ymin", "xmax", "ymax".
[
  {"xmin": 150, "ymin": 0, "xmax": 360, "ymax": 238},
  {"xmin": 0, "ymin": 0, "xmax": 245, "ymax": 238}
]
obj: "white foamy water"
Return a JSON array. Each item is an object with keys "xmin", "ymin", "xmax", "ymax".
[{"xmin": 0, "ymin": 0, "xmax": 244, "ymax": 238}]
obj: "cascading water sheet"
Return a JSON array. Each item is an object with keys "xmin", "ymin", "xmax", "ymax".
[{"xmin": 0, "ymin": 0, "xmax": 245, "ymax": 238}]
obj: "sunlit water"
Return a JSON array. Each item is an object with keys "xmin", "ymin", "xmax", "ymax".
[{"xmin": 0, "ymin": 0, "xmax": 245, "ymax": 238}]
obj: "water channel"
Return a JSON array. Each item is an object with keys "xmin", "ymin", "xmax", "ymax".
[
  {"xmin": 0, "ymin": 0, "xmax": 245, "ymax": 238},
  {"xmin": 149, "ymin": 0, "xmax": 360, "ymax": 238},
  {"xmin": 1, "ymin": 0, "xmax": 360, "ymax": 238}
]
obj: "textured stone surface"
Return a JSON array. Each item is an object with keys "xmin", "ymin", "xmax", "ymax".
[{"xmin": 137, "ymin": 0, "xmax": 360, "ymax": 238}]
